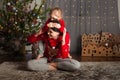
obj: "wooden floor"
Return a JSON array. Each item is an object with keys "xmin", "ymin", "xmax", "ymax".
[
  {"xmin": 72, "ymin": 54, "xmax": 120, "ymax": 62},
  {"xmin": 0, "ymin": 54, "xmax": 120, "ymax": 63}
]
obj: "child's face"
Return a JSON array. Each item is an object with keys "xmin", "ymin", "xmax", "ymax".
[
  {"xmin": 48, "ymin": 28, "xmax": 60, "ymax": 39},
  {"xmin": 50, "ymin": 10, "xmax": 62, "ymax": 20}
]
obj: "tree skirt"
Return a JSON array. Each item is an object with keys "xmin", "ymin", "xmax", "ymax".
[{"xmin": 0, "ymin": 61, "xmax": 120, "ymax": 80}]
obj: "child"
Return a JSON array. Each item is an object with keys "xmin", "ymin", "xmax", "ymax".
[
  {"xmin": 35, "ymin": 7, "xmax": 65, "ymax": 36},
  {"xmin": 33, "ymin": 7, "xmax": 70, "ymax": 59},
  {"xmin": 27, "ymin": 25, "xmax": 80, "ymax": 71}
]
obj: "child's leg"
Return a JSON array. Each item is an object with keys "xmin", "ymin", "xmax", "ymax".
[
  {"xmin": 57, "ymin": 58, "xmax": 80, "ymax": 71},
  {"xmin": 27, "ymin": 58, "xmax": 48, "ymax": 71},
  {"xmin": 27, "ymin": 58, "xmax": 57, "ymax": 71}
]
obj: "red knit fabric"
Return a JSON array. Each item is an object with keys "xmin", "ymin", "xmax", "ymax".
[{"xmin": 27, "ymin": 32, "xmax": 70, "ymax": 60}]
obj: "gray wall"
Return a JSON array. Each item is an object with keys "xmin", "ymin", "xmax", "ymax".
[{"xmin": 118, "ymin": 0, "xmax": 120, "ymax": 29}]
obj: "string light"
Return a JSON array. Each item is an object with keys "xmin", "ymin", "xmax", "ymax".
[
  {"xmin": 81, "ymin": 6, "xmax": 83, "ymax": 8},
  {"xmin": 96, "ymin": 10, "xmax": 98, "ymax": 13},
  {"xmin": 105, "ymin": 7, "xmax": 107, "ymax": 9},
  {"xmin": 104, "ymin": 24, "xmax": 106, "ymax": 26},
  {"xmin": 104, "ymin": 13, "xmax": 106, "ymax": 15},
  {"xmin": 88, "ymin": 17, "xmax": 91, "ymax": 19},
  {"xmin": 65, "ymin": 10, "xmax": 67, "ymax": 13},
  {"xmin": 72, "ymin": 5, "xmax": 75, "ymax": 7},
  {"xmin": 105, "ymin": 2, "xmax": 107, "ymax": 4},
  {"xmin": 111, "ymin": 7, "xmax": 114, "ymax": 9},
  {"xmin": 66, "ymin": 5, "xmax": 68, "ymax": 7},
  {"xmin": 112, "ymin": 16, "xmax": 115, "ymax": 19},
  {"xmin": 97, "ymin": 16, "xmax": 100, "ymax": 19},
  {"xmin": 7, "ymin": 2, "xmax": 11, "ymax": 6},
  {"xmin": 74, "ymin": 22, "xmax": 76, "ymax": 24},
  {"xmin": 87, "ymin": 11, "xmax": 89, "ymax": 14}
]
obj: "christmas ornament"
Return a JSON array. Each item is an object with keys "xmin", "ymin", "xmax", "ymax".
[
  {"xmin": 7, "ymin": 2, "xmax": 11, "ymax": 6},
  {"xmin": 0, "ymin": 0, "xmax": 49, "ymax": 52}
]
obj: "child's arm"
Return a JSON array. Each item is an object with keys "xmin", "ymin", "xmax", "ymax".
[
  {"xmin": 54, "ymin": 19, "xmax": 65, "ymax": 32},
  {"xmin": 58, "ymin": 19, "xmax": 65, "ymax": 32},
  {"xmin": 61, "ymin": 28, "xmax": 72, "ymax": 58},
  {"xmin": 62, "ymin": 28, "xmax": 66, "ymax": 45},
  {"xmin": 35, "ymin": 28, "xmax": 43, "ymax": 37},
  {"xmin": 62, "ymin": 29, "xmax": 72, "ymax": 58},
  {"xmin": 35, "ymin": 18, "xmax": 51, "ymax": 37},
  {"xmin": 47, "ymin": 19, "xmax": 65, "ymax": 33}
]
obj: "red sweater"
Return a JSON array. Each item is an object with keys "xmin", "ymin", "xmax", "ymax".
[
  {"xmin": 27, "ymin": 32, "xmax": 70, "ymax": 61},
  {"xmin": 42, "ymin": 18, "xmax": 65, "ymax": 33}
]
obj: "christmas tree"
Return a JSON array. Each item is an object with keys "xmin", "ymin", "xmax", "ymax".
[{"xmin": 0, "ymin": 0, "xmax": 49, "ymax": 51}]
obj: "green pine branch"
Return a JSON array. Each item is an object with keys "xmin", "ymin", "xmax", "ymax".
[{"xmin": 0, "ymin": 0, "xmax": 49, "ymax": 42}]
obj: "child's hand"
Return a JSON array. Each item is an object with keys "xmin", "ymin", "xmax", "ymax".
[
  {"xmin": 47, "ymin": 22, "xmax": 61, "ymax": 29},
  {"xmin": 53, "ymin": 23, "xmax": 61, "ymax": 29},
  {"xmin": 36, "ymin": 54, "xmax": 43, "ymax": 60},
  {"xmin": 62, "ymin": 28, "xmax": 66, "ymax": 45},
  {"xmin": 47, "ymin": 22, "xmax": 53, "ymax": 28},
  {"xmin": 34, "ymin": 28, "xmax": 42, "ymax": 37},
  {"xmin": 63, "ymin": 28, "xmax": 66, "ymax": 36},
  {"xmin": 34, "ymin": 34, "xmax": 39, "ymax": 37}
]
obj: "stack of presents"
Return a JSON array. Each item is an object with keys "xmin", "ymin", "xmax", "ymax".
[{"xmin": 82, "ymin": 32, "xmax": 120, "ymax": 57}]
